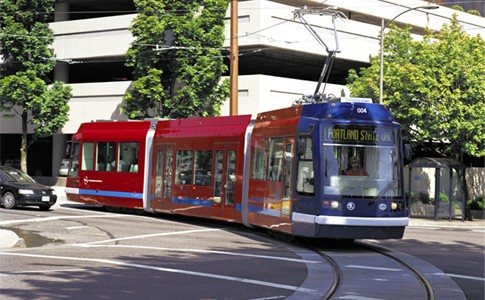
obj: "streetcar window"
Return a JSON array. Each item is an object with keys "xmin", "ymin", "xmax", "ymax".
[
  {"xmin": 155, "ymin": 150, "xmax": 163, "ymax": 197},
  {"xmin": 176, "ymin": 150, "xmax": 193, "ymax": 184},
  {"xmin": 296, "ymin": 137, "xmax": 314, "ymax": 195},
  {"xmin": 213, "ymin": 150, "xmax": 223, "ymax": 203},
  {"xmin": 267, "ymin": 138, "xmax": 283, "ymax": 181},
  {"xmin": 252, "ymin": 138, "xmax": 266, "ymax": 180},
  {"xmin": 68, "ymin": 142, "xmax": 80, "ymax": 177},
  {"xmin": 194, "ymin": 150, "xmax": 212, "ymax": 186},
  {"xmin": 225, "ymin": 150, "xmax": 236, "ymax": 205},
  {"xmin": 164, "ymin": 150, "xmax": 173, "ymax": 198},
  {"xmin": 118, "ymin": 142, "xmax": 139, "ymax": 173},
  {"xmin": 81, "ymin": 142, "xmax": 94, "ymax": 171},
  {"xmin": 97, "ymin": 142, "xmax": 116, "ymax": 172},
  {"xmin": 283, "ymin": 143, "xmax": 293, "ymax": 199}
]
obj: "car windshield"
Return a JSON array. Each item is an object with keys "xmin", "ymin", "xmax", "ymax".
[{"xmin": 3, "ymin": 169, "xmax": 36, "ymax": 183}]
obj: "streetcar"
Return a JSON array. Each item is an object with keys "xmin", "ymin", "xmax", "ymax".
[{"xmin": 65, "ymin": 98, "xmax": 408, "ymax": 239}]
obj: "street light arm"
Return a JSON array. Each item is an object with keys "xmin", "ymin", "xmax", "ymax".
[
  {"xmin": 378, "ymin": 5, "xmax": 439, "ymax": 104},
  {"xmin": 384, "ymin": 5, "xmax": 440, "ymax": 28}
]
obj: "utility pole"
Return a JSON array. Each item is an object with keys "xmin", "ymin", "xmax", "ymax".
[{"xmin": 229, "ymin": 0, "xmax": 238, "ymax": 116}]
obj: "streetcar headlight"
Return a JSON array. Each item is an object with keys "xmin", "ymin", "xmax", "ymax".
[
  {"xmin": 323, "ymin": 200, "xmax": 340, "ymax": 209},
  {"xmin": 391, "ymin": 202, "xmax": 398, "ymax": 210},
  {"xmin": 18, "ymin": 189, "xmax": 34, "ymax": 195}
]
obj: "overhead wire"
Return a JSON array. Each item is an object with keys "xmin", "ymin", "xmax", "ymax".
[{"xmin": 1, "ymin": 1, "xmax": 483, "ymax": 55}]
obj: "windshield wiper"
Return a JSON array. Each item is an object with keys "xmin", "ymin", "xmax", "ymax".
[{"xmin": 368, "ymin": 179, "xmax": 398, "ymax": 206}]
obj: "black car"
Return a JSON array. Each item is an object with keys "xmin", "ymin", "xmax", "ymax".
[{"xmin": 0, "ymin": 165, "xmax": 57, "ymax": 210}]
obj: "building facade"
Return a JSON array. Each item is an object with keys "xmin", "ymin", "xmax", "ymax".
[{"xmin": 1, "ymin": 0, "xmax": 484, "ymax": 177}]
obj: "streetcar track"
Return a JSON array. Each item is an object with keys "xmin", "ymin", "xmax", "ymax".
[
  {"xmin": 250, "ymin": 229, "xmax": 432, "ymax": 300},
  {"xmin": 293, "ymin": 237, "xmax": 439, "ymax": 300},
  {"xmin": 309, "ymin": 246, "xmax": 343, "ymax": 300},
  {"xmin": 357, "ymin": 241, "xmax": 435, "ymax": 300}
]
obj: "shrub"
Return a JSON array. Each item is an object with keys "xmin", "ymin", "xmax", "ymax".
[{"xmin": 469, "ymin": 196, "xmax": 485, "ymax": 210}]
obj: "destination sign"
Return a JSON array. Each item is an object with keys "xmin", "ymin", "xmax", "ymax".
[{"xmin": 325, "ymin": 126, "xmax": 394, "ymax": 145}]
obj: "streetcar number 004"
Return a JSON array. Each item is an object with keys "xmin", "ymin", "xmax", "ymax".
[{"xmin": 357, "ymin": 108, "xmax": 367, "ymax": 114}]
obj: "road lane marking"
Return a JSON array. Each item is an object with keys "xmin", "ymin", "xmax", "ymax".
[
  {"xmin": 79, "ymin": 228, "xmax": 222, "ymax": 245},
  {"xmin": 339, "ymin": 296, "xmax": 385, "ymax": 300},
  {"xmin": 0, "ymin": 252, "xmax": 317, "ymax": 293},
  {"xmin": 11, "ymin": 268, "xmax": 93, "ymax": 274},
  {"xmin": 0, "ymin": 214, "xmax": 139, "ymax": 226},
  {"xmin": 0, "ymin": 213, "xmax": 178, "ymax": 226},
  {"xmin": 250, "ymin": 297, "xmax": 286, "ymax": 300},
  {"xmin": 74, "ymin": 244, "xmax": 323, "ymax": 264},
  {"xmin": 345, "ymin": 265, "xmax": 403, "ymax": 272},
  {"xmin": 432, "ymin": 272, "xmax": 485, "ymax": 282},
  {"xmin": 447, "ymin": 273, "xmax": 485, "ymax": 281},
  {"xmin": 66, "ymin": 226, "xmax": 90, "ymax": 230}
]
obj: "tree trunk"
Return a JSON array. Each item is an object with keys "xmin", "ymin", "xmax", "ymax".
[
  {"xmin": 456, "ymin": 154, "xmax": 472, "ymax": 221},
  {"xmin": 459, "ymin": 168, "xmax": 472, "ymax": 221},
  {"xmin": 20, "ymin": 110, "xmax": 28, "ymax": 173}
]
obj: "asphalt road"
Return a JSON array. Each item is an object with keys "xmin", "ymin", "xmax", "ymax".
[
  {"xmin": 0, "ymin": 205, "xmax": 329, "ymax": 299},
  {"xmin": 0, "ymin": 191, "xmax": 484, "ymax": 299}
]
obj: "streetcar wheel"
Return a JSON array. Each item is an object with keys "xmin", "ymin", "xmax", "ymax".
[{"xmin": 2, "ymin": 192, "xmax": 17, "ymax": 209}]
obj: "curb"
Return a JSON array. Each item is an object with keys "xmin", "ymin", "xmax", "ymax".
[{"xmin": 0, "ymin": 229, "xmax": 26, "ymax": 249}]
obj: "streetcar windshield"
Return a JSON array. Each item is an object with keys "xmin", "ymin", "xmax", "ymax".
[
  {"xmin": 67, "ymin": 142, "xmax": 80, "ymax": 177},
  {"xmin": 322, "ymin": 125, "xmax": 402, "ymax": 198}
]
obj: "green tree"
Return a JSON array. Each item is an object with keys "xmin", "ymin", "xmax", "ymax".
[
  {"xmin": 449, "ymin": 4, "xmax": 481, "ymax": 17},
  {"xmin": 348, "ymin": 15, "xmax": 485, "ymax": 162},
  {"xmin": 0, "ymin": 0, "xmax": 72, "ymax": 173},
  {"xmin": 122, "ymin": 0, "xmax": 229, "ymax": 119}
]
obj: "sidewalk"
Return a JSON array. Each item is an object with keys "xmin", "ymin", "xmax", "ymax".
[{"xmin": 409, "ymin": 217, "xmax": 485, "ymax": 228}]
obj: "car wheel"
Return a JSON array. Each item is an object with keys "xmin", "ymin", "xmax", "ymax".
[
  {"xmin": 2, "ymin": 192, "xmax": 17, "ymax": 209},
  {"xmin": 39, "ymin": 205, "xmax": 51, "ymax": 211}
]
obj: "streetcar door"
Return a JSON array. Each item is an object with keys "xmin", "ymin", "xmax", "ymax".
[
  {"xmin": 151, "ymin": 144, "xmax": 174, "ymax": 211},
  {"xmin": 280, "ymin": 137, "xmax": 295, "ymax": 232},
  {"xmin": 65, "ymin": 142, "xmax": 81, "ymax": 202},
  {"xmin": 213, "ymin": 143, "xmax": 238, "ymax": 220}
]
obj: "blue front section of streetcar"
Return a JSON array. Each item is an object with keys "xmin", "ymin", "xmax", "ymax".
[{"xmin": 292, "ymin": 101, "xmax": 408, "ymax": 239}]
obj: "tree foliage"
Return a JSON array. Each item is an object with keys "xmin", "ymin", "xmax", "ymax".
[
  {"xmin": 0, "ymin": 0, "xmax": 72, "ymax": 172},
  {"xmin": 123, "ymin": 0, "xmax": 230, "ymax": 119},
  {"xmin": 347, "ymin": 15, "xmax": 485, "ymax": 162}
]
